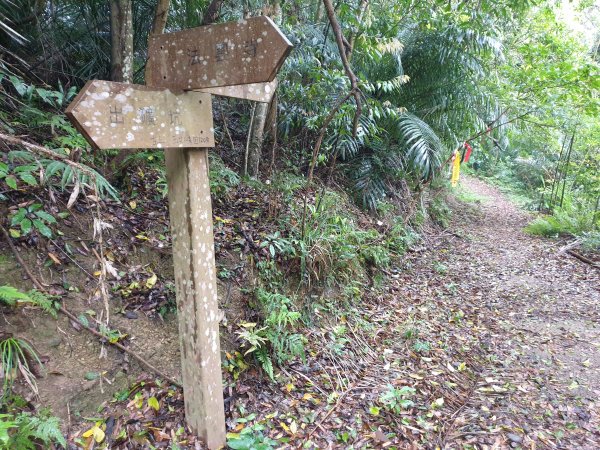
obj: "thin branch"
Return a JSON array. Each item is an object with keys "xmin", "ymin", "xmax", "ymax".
[
  {"xmin": 322, "ymin": 0, "xmax": 362, "ymax": 135},
  {"xmin": 307, "ymin": 90, "xmax": 355, "ymax": 182},
  {"xmin": 0, "ymin": 133, "xmax": 99, "ymax": 181}
]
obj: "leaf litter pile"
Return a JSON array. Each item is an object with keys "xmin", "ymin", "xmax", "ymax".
[{"xmin": 69, "ymin": 177, "xmax": 599, "ymax": 449}]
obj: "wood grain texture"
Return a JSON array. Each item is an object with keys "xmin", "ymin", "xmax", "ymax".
[
  {"xmin": 146, "ymin": 16, "xmax": 292, "ymax": 90},
  {"xmin": 165, "ymin": 148, "xmax": 226, "ymax": 449},
  {"xmin": 66, "ymin": 80, "xmax": 214, "ymax": 150}
]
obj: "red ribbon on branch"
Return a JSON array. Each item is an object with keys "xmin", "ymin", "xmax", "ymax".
[{"xmin": 463, "ymin": 142, "xmax": 473, "ymax": 163}]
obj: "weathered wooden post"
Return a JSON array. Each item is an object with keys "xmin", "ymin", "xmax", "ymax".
[
  {"xmin": 144, "ymin": 16, "xmax": 291, "ymax": 448},
  {"xmin": 67, "ymin": 16, "xmax": 292, "ymax": 449},
  {"xmin": 164, "ymin": 147, "xmax": 226, "ymax": 447}
]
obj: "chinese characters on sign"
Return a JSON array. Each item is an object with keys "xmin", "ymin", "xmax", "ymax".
[
  {"xmin": 66, "ymin": 80, "xmax": 214, "ymax": 150},
  {"xmin": 146, "ymin": 16, "xmax": 293, "ymax": 90}
]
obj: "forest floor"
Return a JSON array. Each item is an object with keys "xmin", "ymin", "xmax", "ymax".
[
  {"xmin": 215, "ymin": 176, "xmax": 600, "ymax": 449},
  {"xmin": 2, "ymin": 175, "xmax": 599, "ymax": 449}
]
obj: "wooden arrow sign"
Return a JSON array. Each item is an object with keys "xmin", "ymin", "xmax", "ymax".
[
  {"xmin": 197, "ymin": 80, "xmax": 277, "ymax": 103},
  {"xmin": 66, "ymin": 80, "xmax": 214, "ymax": 150},
  {"xmin": 146, "ymin": 16, "xmax": 292, "ymax": 91}
]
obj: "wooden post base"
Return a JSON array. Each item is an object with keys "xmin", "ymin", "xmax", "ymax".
[{"xmin": 165, "ymin": 147, "xmax": 226, "ymax": 449}]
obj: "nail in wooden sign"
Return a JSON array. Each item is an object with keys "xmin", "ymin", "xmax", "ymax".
[
  {"xmin": 66, "ymin": 80, "xmax": 214, "ymax": 150},
  {"xmin": 198, "ymin": 80, "xmax": 277, "ymax": 103},
  {"xmin": 146, "ymin": 16, "xmax": 292, "ymax": 90}
]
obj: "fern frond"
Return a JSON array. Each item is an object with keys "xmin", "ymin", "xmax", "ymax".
[
  {"xmin": 397, "ymin": 114, "xmax": 444, "ymax": 180},
  {"xmin": 255, "ymin": 348, "xmax": 274, "ymax": 380},
  {"xmin": 0, "ymin": 286, "xmax": 59, "ymax": 318},
  {"xmin": 0, "ymin": 286, "xmax": 29, "ymax": 306}
]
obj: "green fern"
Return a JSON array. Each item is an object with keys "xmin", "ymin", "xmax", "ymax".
[
  {"xmin": 0, "ymin": 286, "xmax": 59, "ymax": 318},
  {"xmin": 255, "ymin": 348, "xmax": 274, "ymax": 380},
  {"xmin": 7, "ymin": 150, "xmax": 119, "ymax": 201},
  {"xmin": 5, "ymin": 411, "xmax": 66, "ymax": 450},
  {"xmin": 0, "ymin": 286, "xmax": 29, "ymax": 306}
]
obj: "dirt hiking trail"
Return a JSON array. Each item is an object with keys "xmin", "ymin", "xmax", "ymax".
[
  {"xmin": 241, "ymin": 175, "xmax": 600, "ymax": 449},
  {"xmin": 4, "ymin": 176, "xmax": 599, "ymax": 449}
]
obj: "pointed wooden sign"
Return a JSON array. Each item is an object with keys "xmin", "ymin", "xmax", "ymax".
[
  {"xmin": 146, "ymin": 16, "xmax": 292, "ymax": 91},
  {"xmin": 198, "ymin": 80, "xmax": 277, "ymax": 103},
  {"xmin": 66, "ymin": 80, "xmax": 214, "ymax": 149}
]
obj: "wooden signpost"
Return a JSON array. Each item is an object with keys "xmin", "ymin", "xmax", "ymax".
[
  {"xmin": 67, "ymin": 16, "xmax": 292, "ymax": 450},
  {"xmin": 199, "ymin": 79, "xmax": 278, "ymax": 103},
  {"xmin": 146, "ymin": 16, "xmax": 292, "ymax": 90},
  {"xmin": 66, "ymin": 81, "xmax": 214, "ymax": 149}
]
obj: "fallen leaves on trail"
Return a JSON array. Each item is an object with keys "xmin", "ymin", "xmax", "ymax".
[
  {"xmin": 71, "ymin": 377, "xmax": 207, "ymax": 449},
  {"xmin": 69, "ymin": 177, "xmax": 598, "ymax": 449}
]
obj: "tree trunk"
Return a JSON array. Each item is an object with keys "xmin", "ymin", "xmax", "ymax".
[
  {"xmin": 144, "ymin": 0, "xmax": 170, "ymax": 83},
  {"xmin": 244, "ymin": 102, "xmax": 268, "ymax": 178},
  {"xmin": 315, "ymin": 0, "xmax": 323, "ymax": 22},
  {"xmin": 150, "ymin": 0, "xmax": 170, "ymax": 35},
  {"xmin": 265, "ymin": 92, "xmax": 278, "ymax": 173},
  {"xmin": 243, "ymin": 0, "xmax": 281, "ymax": 179},
  {"xmin": 106, "ymin": 0, "xmax": 134, "ymax": 180},
  {"xmin": 110, "ymin": 0, "xmax": 133, "ymax": 83},
  {"xmin": 201, "ymin": 0, "xmax": 224, "ymax": 25}
]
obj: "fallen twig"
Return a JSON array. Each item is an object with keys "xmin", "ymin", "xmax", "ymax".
[
  {"xmin": 302, "ymin": 381, "xmax": 357, "ymax": 445},
  {"xmin": 566, "ymin": 249, "xmax": 599, "ymax": 269},
  {"xmin": 1, "ymin": 223, "xmax": 182, "ymax": 388}
]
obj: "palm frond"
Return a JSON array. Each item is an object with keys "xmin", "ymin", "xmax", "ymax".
[{"xmin": 397, "ymin": 113, "xmax": 444, "ymax": 180}]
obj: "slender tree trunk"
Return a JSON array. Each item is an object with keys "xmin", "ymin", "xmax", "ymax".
[
  {"xmin": 559, "ymin": 132, "xmax": 575, "ymax": 208},
  {"xmin": 315, "ymin": 0, "xmax": 323, "ymax": 21},
  {"xmin": 150, "ymin": 0, "xmax": 170, "ymax": 35},
  {"xmin": 245, "ymin": 102, "xmax": 268, "ymax": 177},
  {"xmin": 244, "ymin": 0, "xmax": 281, "ymax": 179},
  {"xmin": 145, "ymin": 0, "xmax": 170, "ymax": 82},
  {"xmin": 201, "ymin": 0, "xmax": 224, "ymax": 25},
  {"xmin": 549, "ymin": 134, "xmax": 567, "ymax": 209},
  {"xmin": 266, "ymin": 92, "xmax": 278, "ymax": 173},
  {"xmin": 107, "ymin": 0, "xmax": 134, "ymax": 180},
  {"xmin": 110, "ymin": 0, "xmax": 133, "ymax": 83},
  {"xmin": 593, "ymin": 195, "xmax": 600, "ymax": 229}
]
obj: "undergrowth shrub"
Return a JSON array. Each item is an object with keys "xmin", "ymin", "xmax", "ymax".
[
  {"xmin": 428, "ymin": 196, "xmax": 451, "ymax": 228},
  {"xmin": 209, "ymin": 154, "xmax": 240, "ymax": 198},
  {"xmin": 237, "ymin": 289, "xmax": 305, "ymax": 379},
  {"xmin": 289, "ymin": 190, "xmax": 399, "ymax": 287},
  {"xmin": 525, "ymin": 199, "xmax": 599, "ymax": 238},
  {"xmin": 0, "ymin": 411, "xmax": 65, "ymax": 450}
]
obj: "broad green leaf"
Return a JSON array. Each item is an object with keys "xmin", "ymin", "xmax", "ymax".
[
  {"xmin": 33, "ymin": 219, "xmax": 52, "ymax": 238},
  {"xmin": 19, "ymin": 172, "xmax": 38, "ymax": 186},
  {"xmin": 35, "ymin": 210, "xmax": 57, "ymax": 224},
  {"xmin": 11, "ymin": 208, "xmax": 26, "ymax": 226},
  {"xmin": 5, "ymin": 175, "xmax": 17, "ymax": 190},
  {"xmin": 20, "ymin": 218, "xmax": 32, "ymax": 234}
]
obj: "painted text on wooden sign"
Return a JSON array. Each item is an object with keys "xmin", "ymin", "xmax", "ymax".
[
  {"xmin": 66, "ymin": 80, "xmax": 214, "ymax": 149},
  {"xmin": 146, "ymin": 16, "xmax": 292, "ymax": 90}
]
